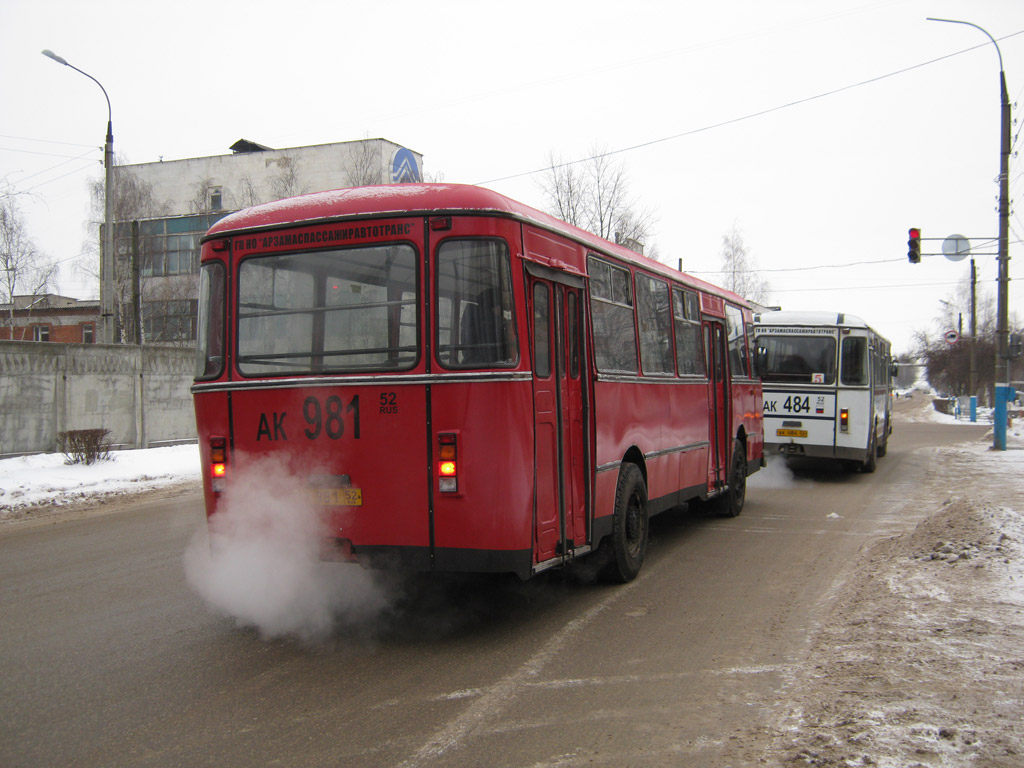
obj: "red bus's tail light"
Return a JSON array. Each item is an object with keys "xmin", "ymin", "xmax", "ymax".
[
  {"xmin": 840, "ymin": 409, "xmax": 849, "ymax": 433},
  {"xmin": 210, "ymin": 436, "xmax": 227, "ymax": 490},
  {"xmin": 438, "ymin": 432, "xmax": 458, "ymax": 493}
]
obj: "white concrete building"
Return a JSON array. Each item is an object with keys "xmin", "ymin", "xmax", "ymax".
[{"xmin": 109, "ymin": 138, "xmax": 423, "ymax": 345}]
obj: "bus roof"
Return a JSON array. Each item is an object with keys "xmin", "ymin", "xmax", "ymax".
[
  {"xmin": 754, "ymin": 310, "xmax": 871, "ymax": 329},
  {"xmin": 204, "ymin": 183, "xmax": 750, "ymax": 308},
  {"xmin": 754, "ymin": 310, "xmax": 892, "ymax": 344}
]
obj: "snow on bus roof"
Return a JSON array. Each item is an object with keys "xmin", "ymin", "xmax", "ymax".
[
  {"xmin": 204, "ymin": 183, "xmax": 749, "ymax": 307},
  {"xmin": 754, "ymin": 310, "xmax": 871, "ymax": 329}
]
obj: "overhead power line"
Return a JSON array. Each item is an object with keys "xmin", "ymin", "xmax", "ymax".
[
  {"xmin": 773, "ymin": 280, "xmax": 962, "ymax": 294},
  {"xmin": 0, "ymin": 133, "xmax": 96, "ymax": 149},
  {"xmin": 477, "ymin": 31, "xmax": 1024, "ymax": 186},
  {"xmin": 691, "ymin": 256, "xmax": 904, "ymax": 276},
  {"xmin": 0, "ymin": 146, "xmax": 97, "ymax": 160}
]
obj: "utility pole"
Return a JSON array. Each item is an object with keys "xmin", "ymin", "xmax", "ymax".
[
  {"xmin": 42, "ymin": 49, "xmax": 116, "ymax": 345},
  {"xmin": 969, "ymin": 257, "xmax": 977, "ymax": 398},
  {"xmin": 928, "ymin": 18, "xmax": 1013, "ymax": 450}
]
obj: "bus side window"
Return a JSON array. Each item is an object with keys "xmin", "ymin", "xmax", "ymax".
[
  {"xmin": 533, "ymin": 283, "xmax": 551, "ymax": 378},
  {"xmin": 587, "ymin": 256, "xmax": 638, "ymax": 374},
  {"xmin": 840, "ymin": 336, "xmax": 868, "ymax": 386},
  {"xmin": 567, "ymin": 292, "xmax": 580, "ymax": 379},
  {"xmin": 673, "ymin": 288, "xmax": 704, "ymax": 376},
  {"xmin": 637, "ymin": 274, "xmax": 673, "ymax": 375},
  {"xmin": 195, "ymin": 261, "xmax": 226, "ymax": 380},
  {"xmin": 437, "ymin": 239, "xmax": 518, "ymax": 369},
  {"xmin": 725, "ymin": 304, "xmax": 748, "ymax": 377}
]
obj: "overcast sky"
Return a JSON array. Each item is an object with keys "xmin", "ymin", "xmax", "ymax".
[{"xmin": 2, "ymin": 0, "xmax": 1022, "ymax": 354}]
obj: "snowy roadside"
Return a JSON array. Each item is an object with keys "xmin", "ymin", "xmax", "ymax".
[
  {"xmin": 761, "ymin": 401, "xmax": 1024, "ymax": 766},
  {"xmin": 0, "ymin": 443, "xmax": 200, "ymax": 526}
]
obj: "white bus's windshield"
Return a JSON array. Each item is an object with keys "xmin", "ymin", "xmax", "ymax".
[{"xmin": 758, "ymin": 335, "xmax": 836, "ymax": 384}]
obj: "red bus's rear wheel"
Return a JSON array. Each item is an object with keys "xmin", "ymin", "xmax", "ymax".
[
  {"xmin": 601, "ymin": 463, "xmax": 648, "ymax": 583},
  {"xmin": 712, "ymin": 439, "xmax": 747, "ymax": 518}
]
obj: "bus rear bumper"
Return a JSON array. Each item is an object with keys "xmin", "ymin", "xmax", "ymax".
[
  {"xmin": 320, "ymin": 539, "xmax": 533, "ymax": 580},
  {"xmin": 768, "ymin": 442, "xmax": 869, "ymax": 463}
]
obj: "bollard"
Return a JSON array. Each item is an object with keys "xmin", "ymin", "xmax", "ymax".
[{"xmin": 993, "ymin": 385, "xmax": 1017, "ymax": 450}]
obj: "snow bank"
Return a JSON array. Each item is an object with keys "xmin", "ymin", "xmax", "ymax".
[{"xmin": 0, "ymin": 444, "xmax": 200, "ymax": 518}]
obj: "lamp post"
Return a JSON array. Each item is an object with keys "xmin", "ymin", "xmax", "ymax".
[
  {"xmin": 927, "ymin": 18, "xmax": 1013, "ymax": 450},
  {"xmin": 41, "ymin": 49, "xmax": 116, "ymax": 345}
]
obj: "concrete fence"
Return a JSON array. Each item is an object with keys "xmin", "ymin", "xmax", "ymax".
[{"xmin": 0, "ymin": 340, "xmax": 197, "ymax": 457}]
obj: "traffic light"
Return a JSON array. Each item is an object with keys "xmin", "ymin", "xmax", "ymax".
[
  {"xmin": 907, "ymin": 227, "xmax": 921, "ymax": 263},
  {"xmin": 1010, "ymin": 333, "xmax": 1023, "ymax": 359}
]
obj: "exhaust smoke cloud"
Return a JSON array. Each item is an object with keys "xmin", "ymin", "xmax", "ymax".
[{"xmin": 184, "ymin": 455, "xmax": 391, "ymax": 642}]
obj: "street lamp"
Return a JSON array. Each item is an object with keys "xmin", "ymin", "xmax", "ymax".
[
  {"xmin": 41, "ymin": 49, "xmax": 116, "ymax": 345},
  {"xmin": 926, "ymin": 18, "xmax": 1013, "ymax": 450}
]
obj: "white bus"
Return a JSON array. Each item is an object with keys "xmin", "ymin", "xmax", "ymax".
[{"xmin": 754, "ymin": 311, "xmax": 894, "ymax": 472}]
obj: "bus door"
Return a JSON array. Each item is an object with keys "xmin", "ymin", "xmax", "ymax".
[
  {"xmin": 529, "ymin": 271, "xmax": 587, "ymax": 564},
  {"xmin": 704, "ymin": 320, "xmax": 730, "ymax": 491}
]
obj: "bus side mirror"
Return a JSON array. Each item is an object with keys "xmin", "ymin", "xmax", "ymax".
[{"xmin": 890, "ymin": 361, "xmax": 899, "ymax": 379}]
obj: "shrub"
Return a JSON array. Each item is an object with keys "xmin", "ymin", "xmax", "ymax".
[{"xmin": 57, "ymin": 429, "xmax": 112, "ymax": 465}]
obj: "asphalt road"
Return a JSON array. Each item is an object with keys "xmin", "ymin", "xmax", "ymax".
[{"xmin": 0, "ymin": 409, "xmax": 987, "ymax": 768}]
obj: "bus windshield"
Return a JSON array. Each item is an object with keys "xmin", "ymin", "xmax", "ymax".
[
  {"xmin": 237, "ymin": 244, "xmax": 418, "ymax": 376},
  {"xmin": 758, "ymin": 335, "xmax": 836, "ymax": 384}
]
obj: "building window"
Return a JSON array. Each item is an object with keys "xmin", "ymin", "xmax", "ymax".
[
  {"xmin": 82, "ymin": 323, "xmax": 95, "ymax": 344},
  {"xmin": 144, "ymin": 299, "xmax": 198, "ymax": 343},
  {"xmin": 142, "ymin": 233, "xmax": 200, "ymax": 277},
  {"xmin": 32, "ymin": 325, "xmax": 50, "ymax": 342},
  {"xmin": 210, "ymin": 187, "xmax": 223, "ymax": 211},
  {"xmin": 133, "ymin": 213, "xmax": 231, "ymax": 278}
]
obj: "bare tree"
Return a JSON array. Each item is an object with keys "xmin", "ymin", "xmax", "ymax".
[
  {"xmin": 538, "ymin": 147, "xmax": 656, "ymax": 255},
  {"xmin": 268, "ymin": 155, "xmax": 306, "ymax": 200},
  {"xmin": 1, "ymin": 183, "xmax": 57, "ymax": 336},
  {"xmin": 915, "ymin": 277, "xmax": 1021, "ymax": 401},
  {"xmin": 719, "ymin": 224, "xmax": 772, "ymax": 305},
  {"xmin": 539, "ymin": 151, "xmax": 589, "ymax": 229},
  {"xmin": 83, "ymin": 161, "xmax": 171, "ymax": 342},
  {"xmin": 916, "ymin": 329, "xmax": 996, "ymax": 400},
  {"xmin": 189, "ymin": 177, "xmax": 220, "ymax": 213},
  {"xmin": 143, "ymin": 272, "xmax": 200, "ymax": 347},
  {"xmin": 346, "ymin": 140, "xmax": 385, "ymax": 187},
  {"xmin": 234, "ymin": 175, "xmax": 264, "ymax": 208},
  {"xmin": 936, "ymin": 272, "xmax": 997, "ymax": 341}
]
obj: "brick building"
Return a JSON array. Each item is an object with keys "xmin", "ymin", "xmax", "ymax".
[{"xmin": 0, "ymin": 294, "xmax": 100, "ymax": 343}]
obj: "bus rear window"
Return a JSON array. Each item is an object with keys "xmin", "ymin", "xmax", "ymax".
[
  {"xmin": 757, "ymin": 336, "xmax": 836, "ymax": 384},
  {"xmin": 237, "ymin": 244, "xmax": 417, "ymax": 376}
]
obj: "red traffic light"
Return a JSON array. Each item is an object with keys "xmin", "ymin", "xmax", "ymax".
[{"xmin": 907, "ymin": 227, "xmax": 922, "ymax": 263}]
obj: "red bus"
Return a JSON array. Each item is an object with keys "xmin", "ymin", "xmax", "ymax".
[{"xmin": 192, "ymin": 184, "xmax": 763, "ymax": 582}]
